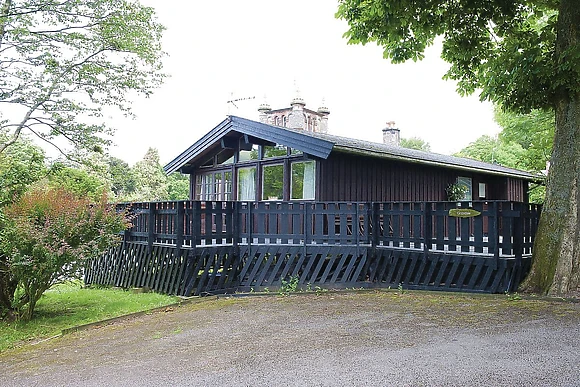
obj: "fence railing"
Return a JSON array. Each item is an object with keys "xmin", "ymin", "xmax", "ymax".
[{"xmin": 119, "ymin": 200, "xmax": 541, "ymax": 260}]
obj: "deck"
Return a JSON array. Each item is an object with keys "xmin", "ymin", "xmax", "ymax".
[{"xmin": 84, "ymin": 200, "xmax": 540, "ymax": 295}]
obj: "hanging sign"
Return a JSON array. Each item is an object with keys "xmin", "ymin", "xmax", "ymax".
[{"xmin": 449, "ymin": 208, "xmax": 481, "ymax": 218}]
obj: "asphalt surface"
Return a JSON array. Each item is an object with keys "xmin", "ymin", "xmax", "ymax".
[{"xmin": 1, "ymin": 291, "xmax": 579, "ymax": 387}]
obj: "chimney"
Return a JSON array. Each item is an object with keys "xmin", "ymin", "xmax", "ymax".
[{"xmin": 382, "ymin": 121, "xmax": 400, "ymax": 146}]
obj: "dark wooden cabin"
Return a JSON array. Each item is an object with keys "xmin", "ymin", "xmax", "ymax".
[
  {"xmin": 164, "ymin": 116, "xmax": 538, "ymax": 203},
  {"xmin": 84, "ymin": 116, "xmax": 542, "ymax": 297}
]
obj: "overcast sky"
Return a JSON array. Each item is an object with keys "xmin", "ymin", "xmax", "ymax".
[{"xmin": 108, "ymin": 0, "xmax": 501, "ymax": 165}]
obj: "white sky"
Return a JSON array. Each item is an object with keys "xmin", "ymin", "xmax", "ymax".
[{"xmin": 108, "ymin": 0, "xmax": 501, "ymax": 166}]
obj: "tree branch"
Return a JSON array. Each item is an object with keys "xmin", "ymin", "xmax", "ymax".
[
  {"xmin": 0, "ymin": 0, "xmax": 13, "ymax": 50},
  {"xmin": 26, "ymin": 125, "xmax": 77, "ymax": 162}
]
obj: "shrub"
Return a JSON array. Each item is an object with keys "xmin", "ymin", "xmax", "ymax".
[{"xmin": 0, "ymin": 187, "xmax": 129, "ymax": 320}]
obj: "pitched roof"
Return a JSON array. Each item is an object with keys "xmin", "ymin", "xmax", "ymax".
[
  {"xmin": 164, "ymin": 116, "xmax": 333, "ymax": 174},
  {"xmin": 164, "ymin": 115, "xmax": 538, "ymax": 181}
]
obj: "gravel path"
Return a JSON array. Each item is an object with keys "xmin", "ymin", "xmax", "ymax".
[{"xmin": 1, "ymin": 291, "xmax": 579, "ymax": 387}]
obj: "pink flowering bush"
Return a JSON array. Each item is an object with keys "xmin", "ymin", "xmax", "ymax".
[{"xmin": 0, "ymin": 187, "xmax": 129, "ymax": 320}]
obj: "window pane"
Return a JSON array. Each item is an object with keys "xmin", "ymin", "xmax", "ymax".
[
  {"xmin": 291, "ymin": 161, "xmax": 315, "ymax": 200},
  {"xmin": 224, "ymin": 171, "xmax": 232, "ymax": 201},
  {"xmin": 457, "ymin": 176, "xmax": 473, "ymax": 201},
  {"xmin": 239, "ymin": 144, "xmax": 259, "ymax": 162},
  {"xmin": 264, "ymin": 144, "xmax": 287, "ymax": 159},
  {"xmin": 478, "ymin": 182, "xmax": 486, "ymax": 198},
  {"xmin": 217, "ymin": 151, "xmax": 234, "ymax": 165},
  {"xmin": 262, "ymin": 164, "xmax": 284, "ymax": 200},
  {"xmin": 237, "ymin": 167, "xmax": 256, "ymax": 201},
  {"xmin": 204, "ymin": 174, "xmax": 214, "ymax": 200},
  {"xmin": 195, "ymin": 175, "xmax": 203, "ymax": 200},
  {"xmin": 214, "ymin": 172, "xmax": 222, "ymax": 201}
]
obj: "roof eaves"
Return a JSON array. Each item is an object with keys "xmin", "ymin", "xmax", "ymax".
[{"xmin": 163, "ymin": 117, "xmax": 233, "ymax": 174}]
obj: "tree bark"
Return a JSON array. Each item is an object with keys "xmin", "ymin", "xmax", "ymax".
[{"xmin": 521, "ymin": 0, "xmax": 580, "ymax": 295}]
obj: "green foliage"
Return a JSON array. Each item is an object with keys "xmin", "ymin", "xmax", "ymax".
[
  {"xmin": 107, "ymin": 157, "xmax": 138, "ymax": 198},
  {"xmin": 128, "ymin": 148, "xmax": 169, "ymax": 201},
  {"xmin": 399, "ymin": 137, "xmax": 431, "ymax": 152},
  {"xmin": 167, "ymin": 173, "xmax": 190, "ymax": 201},
  {"xmin": 0, "ymin": 0, "xmax": 166, "ymax": 155},
  {"xmin": 446, "ymin": 183, "xmax": 469, "ymax": 202},
  {"xmin": 279, "ymin": 275, "xmax": 300, "ymax": 296},
  {"xmin": 454, "ymin": 135, "xmax": 527, "ymax": 170},
  {"xmin": 0, "ymin": 187, "xmax": 129, "ymax": 320},
  {"xmin": 47, "ymin": 163, "xmax": 107, "ymax": 201},
  {"xmin": 495, "ymin": 107, "xmax": 554, "ymax": 172},
  {"xmin": 0, "ymin": 135, "xmax": 46, "ymax": 207}
]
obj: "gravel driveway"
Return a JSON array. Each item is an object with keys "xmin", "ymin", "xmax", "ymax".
[{"xmin": 1, "ymin": 291, "xmax": 579, "ymax": 387}]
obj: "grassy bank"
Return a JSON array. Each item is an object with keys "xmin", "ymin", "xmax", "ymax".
[{"xmin": 0, "ymin": 283, "xmax": 179, "ymax": 352}]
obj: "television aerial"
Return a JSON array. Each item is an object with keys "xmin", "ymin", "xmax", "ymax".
[{"xmin": 226, "ymin": 94, "xmax": 255, "ymax": 113}]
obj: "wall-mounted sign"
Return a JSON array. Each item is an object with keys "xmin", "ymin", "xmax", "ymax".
[{"xmin": 449, "ymin": 208, "xmax": 481, "ymax": 218}]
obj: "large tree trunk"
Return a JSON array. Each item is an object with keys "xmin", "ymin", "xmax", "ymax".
[{"xmin": 521, "ymin": 0, "xmax": 580, "ymax": 295}]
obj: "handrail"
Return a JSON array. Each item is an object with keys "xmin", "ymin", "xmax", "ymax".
[{"xmin": 118, "ymin": 200, "xmax": 541, "ymax": 259}]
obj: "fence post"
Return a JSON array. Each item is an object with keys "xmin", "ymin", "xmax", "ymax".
[
  {"xmin": 371, "ymin": 203, "xmax": 379, "ymax": 249},
  {"xmin": 175, "ymin": 201, "xmax": 184, "ymax": 257},
  {"xmin": 247, "ymin": 202, "xmax": 252, "ymax": 248},
  {"xmin": 491, "ymin": 201, "xmax": 500, "ymax": 270},
  {"xmin": 233, "ymin": 201, "xmax": 240, "ymax": 249},
  {"xmin": 303, "ymin": 202, "xmax": 310, "ymax": 257},
  {"xmin": 512, "ymin": 202, "xmax": 524, "ymax": 289},
  {"xmin": 423, "ymin": 202, "xmax": 432, "ymax": 257},
  {"xmin": 147, "ymin": 202, "xmax": 156, "ymax": 254}
]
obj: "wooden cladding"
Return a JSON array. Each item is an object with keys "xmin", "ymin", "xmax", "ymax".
[{"xmin": 317, "ymin": 152, "xmax": 528, "ymax": 202}]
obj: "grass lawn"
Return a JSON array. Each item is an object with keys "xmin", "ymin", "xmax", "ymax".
[{"xmin": 0, "ymin": 282, "xmax": 179, "ymax": 352}]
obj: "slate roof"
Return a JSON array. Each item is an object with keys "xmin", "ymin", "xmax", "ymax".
[{"xmin": 164, "ymin": 116, "xmax": 539, "ymax": 181}]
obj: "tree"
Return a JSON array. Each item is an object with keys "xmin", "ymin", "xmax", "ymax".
[
  {"xmin": 495, "ymin": 107, "xmax": 554, "ymax": 173},
  {"xmin": 47, "ymin": 162, "xmax": 108, "ymax": 201},
  {"xmin": 107, "ymin": 157, "xmax": 137, "ymax": 199},
  {"xmin": 0, "ymin": 134, "xmax": 46, "ymax": 207},
  {"xmin": 336, "ymin": 0, "xmax": 580, "ymax": 295},
  {"xmin": 454, "ymin": 135, "xmax": 527, "ymax": 170},
  {"xmin": 130, "ymin": 147, "xmax": 168, "ymax": 201},
  {"xmin": 0, "ymin": 0, "xmax": 165, "ymax": 156},
  {"xmin": 0, "ymin": 187, "xmax": 128, "ymax": 320},
  {"xmin": 167, "ymin": 173, "xmax": 189, "ymax": 201},
  {"xmin": 399, "ymin": 137, "xmax": 431, "ymax": 152}
]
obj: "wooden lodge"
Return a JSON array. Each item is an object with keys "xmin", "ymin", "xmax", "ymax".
[{"xmin": 85, "ymin": 116, "xmax": 541, "ymax": 296}]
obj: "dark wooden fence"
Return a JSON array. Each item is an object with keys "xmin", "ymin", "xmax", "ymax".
[{"xmin": 85, "ymin": 200, "xmax": 541, "ymax": 296}]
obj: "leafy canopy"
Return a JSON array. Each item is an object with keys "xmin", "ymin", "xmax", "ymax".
[
  {"xmin": 400, "ymin": 137, "xmax": 431, "ymax": 152},
  {"xmin": 454, "ymin": 134, "xmax": 527, "ymax": 170},
  {"xmin": 0, "ymin": 0, "xmax": 166, "ymax": 155},
  {"xmin": 495, "ymin": 107, "xmax": 554, "ymax": 172},
  {"xmin": 336, "ymin": 0, "xmax": 576, "ymax": 113}
]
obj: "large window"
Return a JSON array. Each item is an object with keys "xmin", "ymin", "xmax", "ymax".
[
  {"xmin": 237, "ymin": 167, "xmax": 256, "ymax": 201},
  {"xmin": 195, "ymin": 171, "xmax": 232, "ymax": 201},
  {"xmin": 457, "ymin": 176, "xmax": 473, "ymax": 201},
  {"xmin": 262, "ymin": 164, "xmax": 284, "ymax": 200},
  {"xmin": 291, "ymin": 161, "xmax": 315, "ymax": 200}
]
